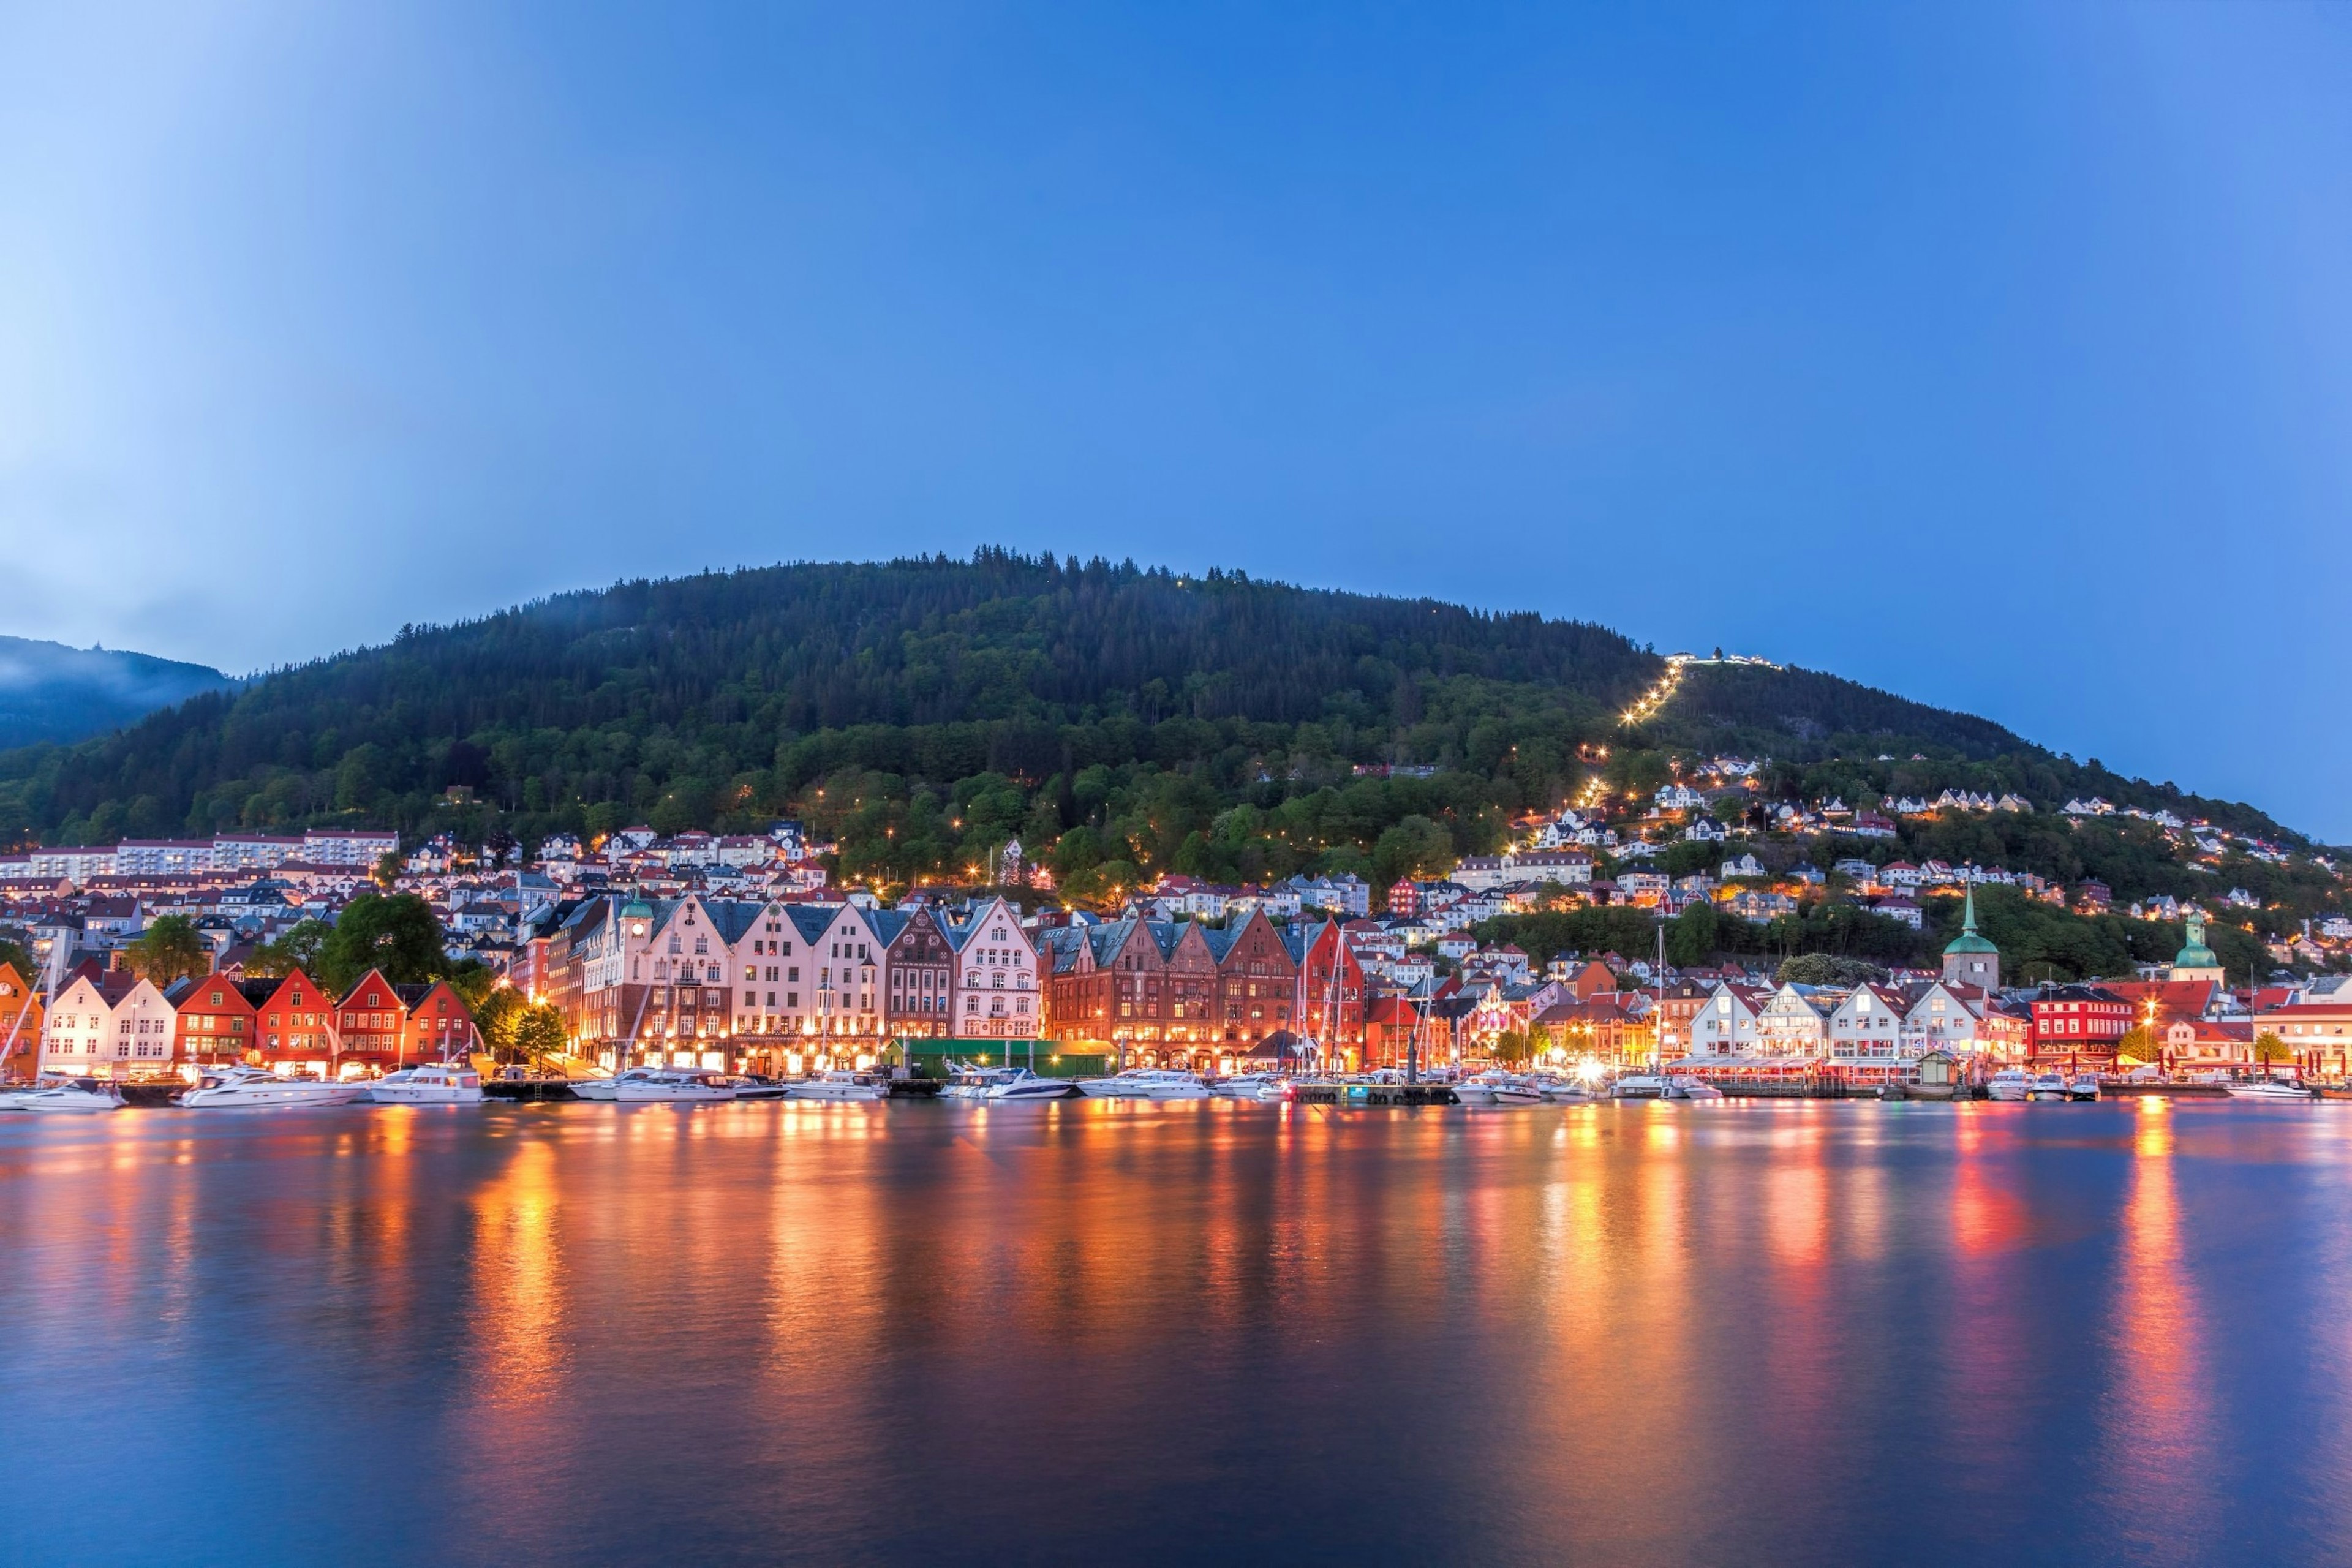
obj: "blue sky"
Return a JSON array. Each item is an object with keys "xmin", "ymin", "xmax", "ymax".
[{"xmin": 2, "ymin": 3, "xmax": 2348, "ymax": 836}]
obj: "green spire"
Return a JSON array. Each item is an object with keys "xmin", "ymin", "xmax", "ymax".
[
  {"xmin": 1944, "ymin": 883, "xmax": 1997, "ymax": 956},
  {"xmin": 2174, "ymin": 908, "xmax": 2220, "ymax": 971}
]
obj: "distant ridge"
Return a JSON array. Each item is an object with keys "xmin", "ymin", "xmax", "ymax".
[
  {"xmin": 0, "ymin": 551, "xmax": 2310, "ymax": 853},
  {"xmin": 0, "ymin": 635, "xmax": 235, "ymax": 749}
]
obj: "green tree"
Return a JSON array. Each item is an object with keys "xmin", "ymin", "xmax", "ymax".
[
  {"xmin": 474, "ymin": 987, "xmax": 527, "ymax": 1055},
  {"xmin": 2253, "ymin": 1030, "xmax": 2293, "ymax": 1063},
  {"xmin": 1371, "ymin": 815, "xmax": 1455, "ymax": 887},
  {"xmin": 126, "ymin": 914, "xmax": 209, "ymax": 987},
  {"xmin": 1665, "ymin": 900, "xmax": 1720, "ymax": 968},
  {"xmin": 315, "ymin": 893, "xmax": 448, "ymax": 993},
  {"xmin": 514, "ymin": 1003, "xmax": 568, "ymax": 1063},
  {"xmin": 0, "ymin": 936, "xmax": 38, "ymax": 985},
  {"xmin": 247, "ymin": 919, "xmax": 331, "ymax": 979},
  {"xmin": 1774, "ymin": 952, "xmax": 1883, "ymax": 988}
]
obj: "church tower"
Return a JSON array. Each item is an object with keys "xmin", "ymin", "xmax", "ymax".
[
  {"xmin": 2169, "ymin": 909, "xmax": 2226, "ymax": 988},
  {"xmin": 1942, "ymin": 884, "xmax": 2000, "ymax": 990}
]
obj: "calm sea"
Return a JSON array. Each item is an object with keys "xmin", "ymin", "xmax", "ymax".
[{"xmin": 4, "ymin": 1096, "xmax": 2350, "ymax": 1566}]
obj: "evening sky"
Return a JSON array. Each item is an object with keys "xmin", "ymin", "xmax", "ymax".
[{"xmin": 2, "ymin": 3, "xmax": 2347, "ymax": 834}]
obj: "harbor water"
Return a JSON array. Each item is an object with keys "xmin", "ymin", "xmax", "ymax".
[{"xmin": 4, "ymin": 1096, "xmax": 2351, "ymax": 1565}]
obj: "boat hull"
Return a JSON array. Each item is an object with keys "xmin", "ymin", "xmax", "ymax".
[
  {"xmin": 368, "ymin": 1086, "xmax": 486, "ymax": 1104},
  {"xmin": 182, "ymin": 1084, "xmax": 366, "ymax": 1109},
  {"xmin": 2, "ymin": 1090, "xmax": 122, "ymax": 1113}
]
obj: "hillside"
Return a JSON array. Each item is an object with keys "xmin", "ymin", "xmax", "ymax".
[
  {"xmin": 0, "ymin": 636, "xmax": 234, "ymax": 749},
  {"xmin": 0, "ymin": 551, "xmax": 2328, "ymax": 931}
]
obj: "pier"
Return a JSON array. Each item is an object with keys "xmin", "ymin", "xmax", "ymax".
[{"xmin": 1283, "ymin": 1082, "xmax": 1460, "ymax": 1106}]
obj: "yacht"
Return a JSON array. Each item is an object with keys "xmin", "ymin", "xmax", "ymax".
[
  {"xmin": 984, "ymin": 1069, "xmax": 1072, "ymax": 1102},
  {"xmin": 1128, "ymin": 1069, "xmax": 1212, "ymax": 1100},
  {"xmin": 1611, "ymin": 1074, "xmax": 1670, "ymax": 1101},
  {"xmin": 0, "ymin": 1078, "xmax": 124, "ymax": 1114},
  {"xmin": 2067, "ymin": 1075, "xmax": 2101, "ymax": 1102},
  {"xmin": 2226, "ymin": 1079, "xmax": 2313, "ymax": 1101},
  {"xmin": 570, "ymin": 1069, "xmax": 659, "ymax": 1103},
  {"xmin": 1986, "ymin": 1069, "xmax": 2032, "ymax": 1102},
  {"xmin": 1467, "ymin": 1072, "xmax": 1544, "ymax": 1107},
  {"xmin": 1076, "ymin": 1069, "xmax": 1152, "ymax": 1098},
  {"xmin": 1664, "ymin": 1074, "xmax": 1725, "ymax": 1102},
  {"xmin": 364, "ymin": 1063, "xmax": 485, "ymax": 1105},
  {"xmin": 2027, "ymin": 1072, "xmax": 2070, "ymax": 1102},
  {"xmin": 1537, "ymin": 1077, "xmax": 1595, "ymax": 1103},
  {"xmin": 728, "ymin": 1076, "xmax": 794, "ymax": 1100},
  {"xmin": 1210, "ymin": 1072, "xmax": 1283, "ymax": 1099},
  {"xmin": 939, "ymin": 1065, "xmax": 1016, "ymax": 1101},
  {"xmin": 181, "ymin": 1066, "xmax": 368, "ymax": 1109},
  {"xmin": 614, "ymin": 1071, "xmax": 737, "ymax": 1104},
  {"xmin": 788, "ymin": 1070, "xmax": 888, "ymax": 1102}
]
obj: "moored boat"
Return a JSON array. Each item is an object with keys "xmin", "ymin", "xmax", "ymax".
[
  {"xmin": 1458, "ymin": 1071, "xmax": 1543, "ymax": 1107},
  {"xmin": 2226, "ymin": 1079, "xmax": 2313, "ymax": 1102},
  {"xmin": 0, "ymin": 1077, "xmax": 124, "ymax": 1114},
  {"xmin": 2067, "ymin": 1075, "xmax": 2100, "ymax": 1102},
  {"xmin": 613, "ymin": 1071, "xmax": 737, "ymax": 1104},
  {"xmin": 1210, "ymin": 1072, "xmax": 1283, "ymax": 1099},
  {"xmin": 364, "ymin": 1063, "xmax": 485, "ymax": 1104},
  {"xmin": 181, "ymin": 1065, "xmax": 367, "ymax": 1109},
  {"xmin": 1986, "ymin": 1069, "xmax": 2032, "ymax": 1102},
  {"xmin": 1611, "ymin": 1074, "xmax": 1669, "ymax": 1100},
  {"xmin": 2027, "ymin": 1072, "xmax": 2069, "ymax": 1102},
  {"xmin": 787, "ymin": 1070, "xmax": 887, "ymax": 1101},
  {"xmin": 568, "ymin": 1068, "xmax": 661, "ymax": 1103},
  {"xmin": 1665, "ymin": 1074, "xmax": 1725, "ymax": 1102},
  {"xmin": 984, "ymin": 1069, "xmax": 1071, "ymax": 1102}
]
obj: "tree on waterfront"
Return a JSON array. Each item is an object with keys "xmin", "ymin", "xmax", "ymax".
[
  {"xmin": 514, "ymin": 1003, "xmax": 567, "ymax": 1063},
  {"xmin": 2253, "ymin": 1031, "xmax": 2293, "ymax": 1063},
  {"xmin": 125, "ymin": 914, "xmax": 208, "ymax": 986}
]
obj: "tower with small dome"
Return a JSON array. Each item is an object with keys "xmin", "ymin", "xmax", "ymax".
[
  {"xmin": 2169, "ymin": 908, "xmax": 2225, "ymax": 987},
  {"xmin": 1942, "ymin": 884, "xmax": 2000, "ymax": 989}
]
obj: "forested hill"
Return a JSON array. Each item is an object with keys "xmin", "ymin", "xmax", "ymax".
[
  {"xmin": 0, "ymin": 552, "xmax": 1654, "ymax": 849},
  {"xmin": 0, "ymin": 551, "xmax": 2313, "ymax": 883}
]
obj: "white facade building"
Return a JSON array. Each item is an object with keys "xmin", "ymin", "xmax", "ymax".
[{"xmin": 949, "ymin": 895, "xmax": 1041, "ymax": 1038}]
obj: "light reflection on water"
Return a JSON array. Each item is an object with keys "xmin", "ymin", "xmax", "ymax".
[{"xmin": 4, "ymin": 1099, "xmax": 2352, "ymax": 1566}]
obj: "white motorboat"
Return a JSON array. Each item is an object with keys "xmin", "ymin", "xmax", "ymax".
[
  {"xmin": 1986, "ymin": 1069, "xmax": 2032, "ymax": 1102},
  {"xmin": 788, "ymin": 1070, "xmax": 888, "ymax": 1102},
  {"xmin": 1538, "ymin": 1079, "xmax": 1594, "ymax": 1103},
  {"xmin": 614, "ymin": 1071, "xmax": 737, "ymax": 1104},
  {"xmin": 729, "ymin": 1076, "xmax": 794, "ymax": 1100},
  {"xmin": 364, "ymin": 1063, "xmax": 485, "ymax": 1105},
  {"xmin": 1457, "ymin": 1072, "xmax": 1542, "ymax": 1107},
  {"xmin": 1211, "ymin": 1072, "xmax": 1283, "ymax": 1099},
  {"xmin": 0, "ymin": 1077, "xmax": 123, "ymax": 1114},
  {"xmin": 181, "ymin": 1065, "xmax": 367, "ymax": 1109},
  {"xmin": 1075, "ymin": 1068, "xmax": 1210, "ymax": 1099},
  {"xmin": 1133, "ymin": 1069, "xmax": 1212, "ymax": 1100},
  {"xmin": 939, "ymin": 1063, "xmax": 1017, "ymax": 1101},
  {"xmin": 1665, "ymin": 1074, "xmax": 1725, "ymax": 1102},
  {"xmin": 1611, "ymin": 1074, "xmax": 1669, "ymax": 1101},
  {"xmin": 570, "ymin": 1069, "xmax": 659, "ymax": 1102},
  {"xmin": 2027, "ymin": 1072, "xmax": 2070, "ymax": 1102},
  {"xmin": 984, "ymin": 1069, "xmax": 1071, "ymax": 1102},
  {"xmin": 1076, "ymin": 1069, "xmax": 1149, "ymax": 1098},
  {"xmin": 2226, "ymin": 1079, "xmax": 2313, "ymax": 1101},
  {"xmin": 2067, "ymin": 1075, "xmax": 2101, "ymax": 1102}
]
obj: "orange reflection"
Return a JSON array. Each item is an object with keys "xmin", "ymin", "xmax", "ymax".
[{"xmin": 2097, "ymin": 1097, "xmax": 2215, "ymax": 1564}]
